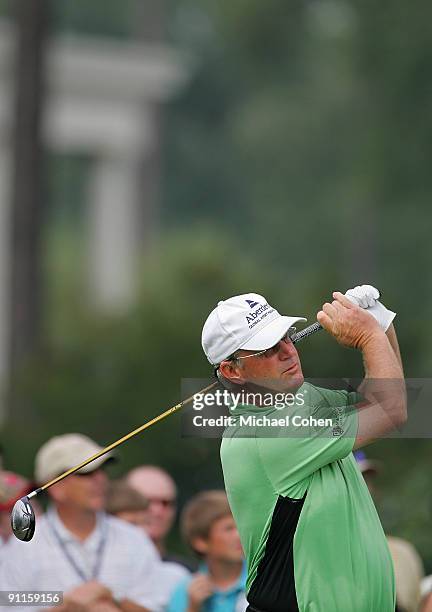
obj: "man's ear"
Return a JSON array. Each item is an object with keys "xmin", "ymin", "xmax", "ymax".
[
  {"xmin": 219, "ymin": 360, "xmax": 246, "ymax": 385},
  {"xmin": 191, "ymin": 536, "xmax": 209, "ymax": 556}
]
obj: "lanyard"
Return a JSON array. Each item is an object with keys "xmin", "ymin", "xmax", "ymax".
[{"xmin": 49, "ymin": 511, "xmax": 108, "ymax": 582}]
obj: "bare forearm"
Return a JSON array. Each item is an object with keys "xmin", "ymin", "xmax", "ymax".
[
  {"xmin": 361, "ymin": 331, "xmax": 403, "ymax": 380},
  {"xmin": 356, "ymin": 331, "xmax": 407, "ymax": 443},
  {"xmin": 385, "ymin": 323, "xmax": 403, "ymax": 373},
  {"xmin": 358, "ymin": 331, "xmax": 405, "ymax": 412}
]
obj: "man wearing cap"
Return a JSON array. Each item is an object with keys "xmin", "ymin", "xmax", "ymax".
[
  {"xmin": 1, "ymin": 434, "xmax": 167, "ymax": 612},
  {"xmin": 201, "ymin": 286, "xmax": 406, "ymax": 612}
]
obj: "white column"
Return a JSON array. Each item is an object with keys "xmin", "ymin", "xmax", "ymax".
[
  {"xmin": 87, "ymin": 155, "xmax": 141, "ymax": 311},
  {"xmin": 0, "ymin": 147, "xmax": 11, "ymax": 424}
]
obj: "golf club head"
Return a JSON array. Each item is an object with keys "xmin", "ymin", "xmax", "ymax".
[{"xmin": 10, "ymin": 496, "xmax": 36, "ymax": 542}]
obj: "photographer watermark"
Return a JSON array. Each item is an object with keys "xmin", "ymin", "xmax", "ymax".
[
  {"xmin": 191, "ymin": 412, "xmax": 334, "ymax": 429},
  {"xmin": 180, "ymin": 377, "xmax": 423, "ymax": 439}
]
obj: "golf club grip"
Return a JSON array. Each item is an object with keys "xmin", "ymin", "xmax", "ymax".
[{"xmin": 292, "ymin": 322, "xmax": 323, "ymax": 344}]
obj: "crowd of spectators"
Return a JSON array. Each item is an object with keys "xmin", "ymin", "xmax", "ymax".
[
  {"xmin": 0, "ymin": 433, "xmax": 245, "ymax": 612},
  {"xmin": 0, "ymin": 434, "xmax": 428, "ymax": 612}
]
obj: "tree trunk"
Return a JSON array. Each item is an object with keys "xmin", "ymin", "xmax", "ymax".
[
  {"xmin": 9, "ymin": 0, "xmax": 49, "ymax": 378},
  {"xmin": 133, "ymin": 0, "xmax": 165, "ymax": 249}
]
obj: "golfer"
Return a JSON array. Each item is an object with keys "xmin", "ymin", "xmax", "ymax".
[{"xmin": 201, "ymin": 286, "xmax": 406, "ymax": 612}]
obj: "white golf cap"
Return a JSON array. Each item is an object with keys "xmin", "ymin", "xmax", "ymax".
[
  {"xmin": 202, "ymin": 293, "xmax": 306, "ymax": 365},
  {"xmin": 35, "ymin": 433, "xmax": 114, "ymax": 484}
]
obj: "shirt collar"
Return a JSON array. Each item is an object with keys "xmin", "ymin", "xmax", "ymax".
[{"xmin": 49, "ymin": 505, "xmax": 105, "ymax": 546}]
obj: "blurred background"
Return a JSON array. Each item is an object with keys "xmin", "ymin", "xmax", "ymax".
[{"xmin": 0, "ymin": 0, "xmax": 431, "ymax": 567}]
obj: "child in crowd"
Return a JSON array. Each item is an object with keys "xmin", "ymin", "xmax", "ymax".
[{"xmin": 168, "ymin": 490, "xmax": 247, "ymax": 612}]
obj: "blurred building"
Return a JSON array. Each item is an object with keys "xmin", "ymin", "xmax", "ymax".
[{"xmin": 0, "ymin": 19, "xmax": 189, "ymax": 421}]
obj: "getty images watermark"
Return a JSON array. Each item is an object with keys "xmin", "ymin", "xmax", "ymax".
[
  {"xmin": 191, "ymin": 389, "xmax": 343, "ymax": 432},
  {"xmin": 180, "ymin": 378, "xmax": 356, "ymax": 438},
  {"xmin": 193, "ymin": 388, "xmax": 305, "ymax": 410},
  {"xmin": 191, "ymin": 389, "xmax": 333, "ymax": 428},
  {"xmin": 180, "ymin": 377, "xmax": 426, "ymax": 439}
]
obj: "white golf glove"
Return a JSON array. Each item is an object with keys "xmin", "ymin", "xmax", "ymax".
[{"xmin": 345, "ymin": 284, "xmax": 396, "ymax": 332}]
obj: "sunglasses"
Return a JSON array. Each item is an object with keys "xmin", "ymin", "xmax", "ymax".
[
  {"xmin": 146, "ymin": 497, "xmax": 176, "ymax": 508},
  {"xmin": 230, "ymin": 327, "xmax": 297, "ymax": 361}
]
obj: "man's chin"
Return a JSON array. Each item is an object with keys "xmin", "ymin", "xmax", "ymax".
[
  {"xmin": 282, "ymin": 374, "xmax": 304, "ymax": 392},
  {"xmin": 251, "ymin": 375, "xmax": 304, "ymax": 393}
]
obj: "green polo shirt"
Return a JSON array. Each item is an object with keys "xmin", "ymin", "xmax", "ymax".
[{"xmin": 220, "ymin": 382, "xmax": 395, "ymax": 612}]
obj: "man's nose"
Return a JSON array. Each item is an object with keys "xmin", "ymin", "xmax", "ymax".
[{"xmin": 279, "ymin": 338, "xmax": 297, "ymax": 358}]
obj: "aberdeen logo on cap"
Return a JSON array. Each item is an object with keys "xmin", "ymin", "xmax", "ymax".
[{"xmin": 245, "ymin": 302, "xmax": 273, "ymax": 328}]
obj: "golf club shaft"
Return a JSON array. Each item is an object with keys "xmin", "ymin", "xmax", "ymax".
[
  {"xmin": 29, "ymin": 381, "xmax": 219, "ymax": 499},
  {"xmin": 27, "ymin": 321, "xmax": 323, "ymax": 500}
]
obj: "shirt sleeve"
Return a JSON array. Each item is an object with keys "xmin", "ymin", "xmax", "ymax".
[{"xmin": 256, "ymin": 388, "xmax": 359, "ymax": 496}]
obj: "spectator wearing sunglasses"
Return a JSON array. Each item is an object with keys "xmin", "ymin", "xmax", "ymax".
[{"xmin": 126, "ymin": 465, "xmax": 195, "ymax": 571}]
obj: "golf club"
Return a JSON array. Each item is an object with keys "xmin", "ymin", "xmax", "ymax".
[{"xmin": 11, "ymin": 321, "xmax": 322, "ymax": 542}]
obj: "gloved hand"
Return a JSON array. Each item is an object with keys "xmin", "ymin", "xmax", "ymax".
[{"xmin": 345, "ymin": 284, "xmax": 396, "ymax": 332}]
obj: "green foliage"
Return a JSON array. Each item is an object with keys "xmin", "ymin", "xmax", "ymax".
[{"xmin": 165, "ymin": 0, "xmax": 432, "ymax": 378}]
